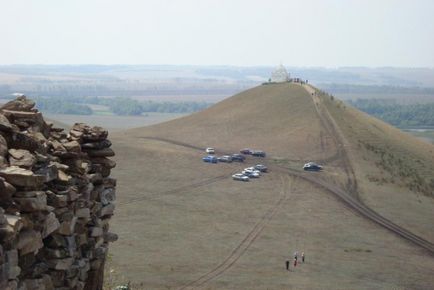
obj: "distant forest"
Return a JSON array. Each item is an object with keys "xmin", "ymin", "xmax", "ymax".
[
  {"xmin": 1, "ymin": 95, "xmax": 212, "ymax": 116},
  {"xmin": 322, "ymin": 83, "xmax": 434, "ymax": 95},
  {"xmin": 348, "ymin": 99, "xmax": 434, "ymax": 128}
]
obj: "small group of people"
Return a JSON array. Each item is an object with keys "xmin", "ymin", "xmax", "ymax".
[{"xmin": 285, "ymin": 251, "xmax": 305, "ymax": 271}]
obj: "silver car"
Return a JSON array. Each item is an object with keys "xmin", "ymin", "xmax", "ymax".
[{"xmin": 232, "ymin": 173, "xmax": 249, "ymax": 182}]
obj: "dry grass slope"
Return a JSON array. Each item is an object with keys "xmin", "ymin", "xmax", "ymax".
[
  {"xmin": 320, "ymin": 91, "xmax": 434, "ymax": 241},
  {"xmin": 107, "ymin": 83, "xmax": 434, "ymax": 289}
]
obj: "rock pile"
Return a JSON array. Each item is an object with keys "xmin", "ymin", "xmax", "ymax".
[{"xmin": 0, "ymin": 96, "xmax": 117, "ymax": 290}]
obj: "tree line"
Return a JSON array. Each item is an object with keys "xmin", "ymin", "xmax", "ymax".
[
  {"xmin": 349, "ymin": 99, "xmax": 434, "ymax": 128},
  {"xmin": 0, "ymin": 95, "xmax": 212, "ymax": 116}
]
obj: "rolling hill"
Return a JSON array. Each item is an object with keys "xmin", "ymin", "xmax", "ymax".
[{"xmin": 108, "ymin": 83, "xmax": 434, "ymax": 289}]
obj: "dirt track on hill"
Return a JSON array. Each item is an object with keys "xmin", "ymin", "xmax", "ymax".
[{"xmin": 305, "ymin": 84, "xmax": 359, "ymax": 198}]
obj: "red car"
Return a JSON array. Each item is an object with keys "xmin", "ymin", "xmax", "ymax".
[{"xmin": 240, "ymin": 148, "xmax": 252, "ymax": 154}]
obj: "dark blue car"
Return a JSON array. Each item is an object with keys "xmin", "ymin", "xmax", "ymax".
[
  {"xmin": 231, "ymin": 154, "xmax": 246, "ymax": 162},
  {"xmin": 203, "ymin": 156, "xmax": 218, "ymax": 163}
]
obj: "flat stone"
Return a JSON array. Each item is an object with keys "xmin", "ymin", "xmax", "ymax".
[
  {"xmin": 57, "ymin": 170, "xmax": 72, "ymax": 184},
  {"xmin": 90, "ymin": 157, "xmax": 116, "ymax": 169},
  {"xmin": 62, "ymin": 141, "xmax": 81, "ymax": 153},
  {"xmin": 42, "ymin": 212, "xmax": 60, "ymax": 238},
  {"xmin": 8, "ymin": 149, "xmax": 36, "ymax": 168},
  {"xmin": 0, "ymin": 166, "xmax": 45, "ymax": 188},
  {"xmin": 75, "ymin": 208, "xmax": 90, "ymax": 219},
  {"xmin": 84, "ymin": 148, "xmax": 115, "ymax": 157},
  {"xmin": 6, "ymin": 215, "xmax": 23, "ymax": 232},
  {"xmin": 61, "ymin": 158, "xmax": 88, "ymax": 175},
  {"xmin": 13, "ymin": 190, "xmax": 38, "ymax": 198},
  {"xmin": 17, "ymin": 230, "xmax": 43, "ymax": 255},
  {"xmin": 57, "ymin": 216, "xmax": 77, "ymax": 236},
  {"xmin": 89, "ymin": 227, "xmax": 103, "ymax": 237},
  {"xmin": 99, "ymin": 203, "xmax": 115, "ymax": 217},
  {"xmin": 69, "ymin": 129, "xmax": 83, "ymax": 139},
  {"xmin": 46, "ymin": 191, "xmax": 68, "ymax": 208},
  {"xmin": 81, "ymin": 139, "xmax": 111, "ymax": 150},
  {"xmin": 13, "ymin": 191, "xmax": 47, "ymax": 212},
  {"xmin": 47, "ymin": 257, "xmax": 74, "ymax": 270}
]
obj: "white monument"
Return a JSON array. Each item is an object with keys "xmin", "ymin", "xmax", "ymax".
[{"xmin": 270, "ymin": 64, "xmax": 290, "ymax": 83}]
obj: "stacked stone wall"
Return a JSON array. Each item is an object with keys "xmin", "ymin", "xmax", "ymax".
[{"xmin": 0, "ymin": 96, "xmax": 117, "ymax": 290}]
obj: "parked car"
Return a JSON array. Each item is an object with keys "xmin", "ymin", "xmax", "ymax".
[
  {"xmin": 202, "ymin": 155, "xmax": 218, "ymax": 163},
  {"xmin": 303, "ymin": 162, "xmax": 322, "ymax": 171},
  {"xmin": 244, "ymin": 167, "xmax": 261, "ymax": 176},
  {"xmin": 251, "ymin": 150, "xmax": 266, "ymax": 157},
  {"xmin": 240, "ymin": 148, "xmax": 252, "ymax": 154},
  {"xmin": 254, "ymin": 164, "xmax": 268, "ymax": 172},
  {"xmin": 205, "ymin": 147, "xmax": 215, "ymax": 154},
  {"xmin": 242, "ymin": 170, "xmax": 260, "ymax": 178},
  {"xmin": 232, "ymin": 173, "xmax": 249, "ymax": 182},
  {"xmin": 231, "ymin": 154, "xmax": 246, "ymax": 162},
  {"xmin": 217, "ymin": 155, "xmax": 233, "ymax": 163}
]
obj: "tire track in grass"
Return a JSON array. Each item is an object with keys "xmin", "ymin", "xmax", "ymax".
[{"xmin": 178, "ymin": 175, "xmax": 293, "ymax": 290}]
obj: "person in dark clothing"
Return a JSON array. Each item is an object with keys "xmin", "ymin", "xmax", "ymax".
[
  {"xmin": 293, "ymin": 258, "xmax": 297, "ymax": 268},
  {"xmin": 285, "ymin": 260, "xmax": 290, "ymax": 271}
]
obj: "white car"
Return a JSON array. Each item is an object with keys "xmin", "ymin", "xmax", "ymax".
[
  {"xmin": 205, "ymin": 147, "xmax": 215, "ymax": 154},
  {"xmin": 232, "ymin": 173, "xmax": 249, "ymax": 182},
  {"xmin": 244, "ymin": 167, "xmax": 261, "ymax": 175},
  {"xmin": 242, "ymin": 170, "xmax": 260, "ymax": 178}
]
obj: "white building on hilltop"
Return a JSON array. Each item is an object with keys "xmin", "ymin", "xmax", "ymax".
[{"xmin": 270, "ymin": 64, "xmax": 290, "ymax": 83}]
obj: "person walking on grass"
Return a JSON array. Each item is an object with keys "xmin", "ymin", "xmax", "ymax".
[
  {"xmin": 294, "ymin": 251, "xmax": 298, "ymax": 261},
  {"xmin": 285, "ymin": 260, "xmax": 290, "ymax": 271},
  {"xmin": 301, "ymin": 252, "xmax": 305, "ymax": 263},
  {"xmin": 293, "ymin": 257, "xmax": 298, "ymax": 268}
]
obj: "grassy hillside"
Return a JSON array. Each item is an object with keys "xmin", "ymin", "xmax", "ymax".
[
  {"xmin": 125, "ymin": 83, "xmax": 337, "ymax": 162},
  {"xmin": 320, "ymin": 91, "xmax": 434, "ymax": 241},
  {"xmin": 107, "ymin": 83, "xmax": 434, "ymax": 289}
]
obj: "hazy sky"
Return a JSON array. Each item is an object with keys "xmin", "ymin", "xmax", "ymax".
[{"xmin": 1, "ymin": 0, "xmax": 433, "ymax": 67}]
